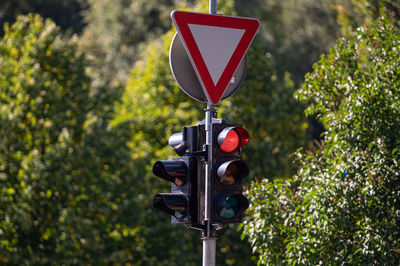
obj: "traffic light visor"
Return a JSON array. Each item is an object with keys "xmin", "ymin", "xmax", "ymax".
[
  {"xmin": 218, "ymin": 127, "xmax": 249, "ymax": 152},
  {"xmin": 168, "ymin": 133, "xmax": 189, "ymax": 156},
  {"xmin": 153, "ymin": 160, "xmax": 187, "ymax": 186},
  {"xmin": 153, "ymin": 193, "xmax": 188, "ymax": 219}
]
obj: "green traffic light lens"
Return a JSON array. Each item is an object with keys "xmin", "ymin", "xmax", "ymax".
[
  {"xmin": 215, "ymin": 194, "xmax": 249, "ymax": 220},
  {"xmin": 218, "ymin": 196, "xmax": 239, "ymax": 218}
]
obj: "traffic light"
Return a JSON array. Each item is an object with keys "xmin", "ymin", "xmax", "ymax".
[
  {"xmin": 152, "ymin": 126, "xmax": 204, "ymax": 230},
  {"xmin": 152, "ymin": 156, "xmax": 190, "ymax": 221},
  {"xmin": 212, "ymin": 123, "xmax": 250, "ymax": 225},
  {"xmin": 152, "ymin": 121, "xmax": 250, "ymax": 228}
]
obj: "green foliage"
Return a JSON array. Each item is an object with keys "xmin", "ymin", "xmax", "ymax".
[
  {"xmin": 336, "ymin": 0, "xmax": 400, "ymax": 37},
  {"xmin": 0, "ymin": 14, "xmax": 145, "ymax": 264},
  {"xmin": 220, "ymin": 44, "xmax": 308, "ymax": 179},
  {"xmin": 111, "ymin": 0, "xmax": 310, "ymax": 263},
  {"xmin": 0, "ymin": 0, "xmax": 87, "ymax": 35},
  {"xmin": 78, "ymin": 0, "xmax": 237, "ymax": 90},
  {"xmin": 235, "ymin": 0, "xmax": 351, "ymax": 84},
  {"xmin": 8, "ymin": 1, "xmax": 399, "ymax": 265},
  {"xmin": 113, "ymin": 18, "xmax": 257, "ymax": 265},
  {"xmin": 79, "ymin": 0, "xmax": 190, "ymax": 89},
  {"xmin": 244, "ymin": 17, "xmax": 400, "ymax": 264}
]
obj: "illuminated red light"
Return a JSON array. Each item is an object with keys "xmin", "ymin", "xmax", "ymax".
[
  {"xmin": 220, "ymin": 130, "xmax": 239, "ymax": 152},
  {"xmin": 218, "ymin": 127, "xmax": 250, "ymax": 152}
]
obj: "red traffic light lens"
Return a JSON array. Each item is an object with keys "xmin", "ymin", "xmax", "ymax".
[
  {"xmin": 218, "ymin": 127, "xmax": 249, "ymax": 152},
  {"xmin": 219, "ymin": 129, "xmax": 240, "ymax": 152}
]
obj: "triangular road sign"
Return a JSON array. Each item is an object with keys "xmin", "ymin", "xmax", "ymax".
[{"xmin": 171, "ymin": 10, "xmax": 260, "ymax": 105}]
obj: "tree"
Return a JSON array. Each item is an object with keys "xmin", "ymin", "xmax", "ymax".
[
  {"xmin": 0, "ymin": 0, "xmax": 87, "ymax": 36},
  {"xmin": 78, "ymin": 0, "xmax": 198, "ymax": 90},
  {"xmin": 220, "ymin": 43, "xmax": 308, "ymax": 179},
  {"xmin": 336, "ymin": 0, "xmax": 400, "ymax": 37},
  {"xmin": 111, "ymin": 2, "xmax": 260, "ymax": 264},
  {"xmin": 235, "ymin": 0, "xmax": 354, "ymax": 84},
  {"xmin": 112, "ymin": 0, "xmax": 314, "ymax": 263},
  {"xmin": 0, "ymin": 14, "xmax": 148, "ymax": 264},
  {"xmin": 243, "ymin": 16, "xmax": 400, "ymax": 265}
]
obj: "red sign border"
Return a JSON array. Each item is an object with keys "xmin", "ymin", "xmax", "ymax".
[{"xmin": 171, "ymin": 10, "xmax": 260, "ymax": 104}]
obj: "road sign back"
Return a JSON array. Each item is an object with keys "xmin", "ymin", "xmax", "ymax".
[{"xmin": 171, "ymin": 10, "xmax": 260, "ymax": 105}]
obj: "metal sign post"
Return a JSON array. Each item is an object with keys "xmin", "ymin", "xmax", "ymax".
[
  {"xmin": 203, "ymin": 102, "xmax": 217, "ymax": 266},
  {"xmin": 166, "ymin": 0, "xmax": 259, "ymax": 264},
  {"xmin": 209, "ymin": 0, "xmax": 217, "ymax": 14},
  {"xmin": 202, "ymin": 3, "xmax": 218, "ymax": 266}
]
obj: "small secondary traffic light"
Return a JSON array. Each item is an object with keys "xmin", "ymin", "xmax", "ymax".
[
  {"xmin": 152, "ymin": 157, "xmax": 190, "ymax": 221},
  {"xmin": 212, "ymin": 124, "xmax": 250, "ymax": 225},
  {"xmin": 152, "ymin": 126, "xmax": 203, "ymax": 229},
  {"xmin": 153, "ymin": 159, "xmax": 188, "ymax": 186}
]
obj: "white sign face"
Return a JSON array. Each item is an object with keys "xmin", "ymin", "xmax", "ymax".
[
  {"xmin": 171, "ymin": 10, "xmax": 260, "ymax": 105},
  {"xmin": 169, "ymin": 32, "xmax": 248, "ymax": 103},
  {"xmin": 188, "ymin": 24, "xmax": 245, "ymax": 85}
]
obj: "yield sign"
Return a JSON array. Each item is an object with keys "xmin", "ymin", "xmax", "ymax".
[{"xmin": 171, "ymin": 10, "xmax": 260, "ymax": 104}]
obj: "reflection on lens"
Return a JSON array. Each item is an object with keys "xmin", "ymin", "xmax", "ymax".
[
  {"xmin": 174, "ymin": 211, "xmax": 184, "ymax": 218},
  {"xmin": 219, "ymin": 196, "xmax": 238, "ymax": 218},
  {"xmin": 174, "ymin": 177, "xmax": 184, "ymax": 186}
]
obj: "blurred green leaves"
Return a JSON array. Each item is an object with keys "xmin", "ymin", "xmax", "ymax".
[
  {"xmin": 2, "ymin": 0, "xmax": 399, "ymax": 265},
  {"xmin": 244, "ymin": 16, "xmax": 400, "ymax": 265},
  {"xmin": 0, "ymin": 14, "xmax": 146, "ymax": 264}
]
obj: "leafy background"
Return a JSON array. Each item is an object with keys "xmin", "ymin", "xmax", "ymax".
[{"xmin": 0, "ymin": 0, "xmax": 399, "ymax": 264}]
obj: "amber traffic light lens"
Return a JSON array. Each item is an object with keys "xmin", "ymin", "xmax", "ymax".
[
  {"xmin": 220, "ymin": 163, "xmax": 238, "ymax": 185},
  {"xmin": 217, "ymin": 160, "xmax": 249, "ymax": 185}
]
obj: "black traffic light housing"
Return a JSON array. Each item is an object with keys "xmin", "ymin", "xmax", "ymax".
[
  {"xmin": 152, "ymin": 156, "xmax": 191, "ymax": 223},
  {"xmin": 152, "ymin": 120, "xmax": 250, "ymax": 229},
  {"xmin": 152, "ymin": 126, "xmax": 204, "ymax": 230},
  {"xmin": 211, "ymin": 123, "xmax": 249, "ymax": 225},
  {"xmin": 196, "ymin": 122, "xmax": 250, "ymax": 227}
]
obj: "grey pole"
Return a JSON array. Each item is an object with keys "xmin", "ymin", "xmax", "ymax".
[
  {"xmin": 209, "ymin": 0, "xmax": 217, "ymax": 14},
  {"xmin": 203, "ymin": 2, "xmax": 218, "ymax": 266},
  {"xmin": 203, "ymin": 235, "xmax": 217, "ymax": 266},
  {"xmin": 203, "ymin": 103, "xmax": 217, "ymax": 266},
  {"xmin": 204, "ymin": 102, "xmax": 214, "ymax": 224}
]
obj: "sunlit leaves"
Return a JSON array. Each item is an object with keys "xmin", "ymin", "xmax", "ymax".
[
  {"xmin": 0, "ymin": 14, "xmax": 144, "ymax": 264},
  {"xmin": 244, "ymin": 17, "xmax": 400, "ymax": 265}
]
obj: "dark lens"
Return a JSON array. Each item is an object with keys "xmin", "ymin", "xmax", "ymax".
[{"xmin": 218, "ymin": 196, "xmax": 239, "ymax": 218}]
